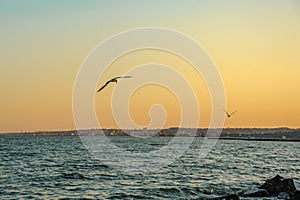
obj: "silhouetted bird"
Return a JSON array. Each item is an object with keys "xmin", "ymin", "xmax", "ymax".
[
  {"xmin": 97, "ymin": 76, "xmax": 132, "ymax": 92},
  {"xmin": 223, "ymin": 109, "xmax": 238, "ymax": 118}
]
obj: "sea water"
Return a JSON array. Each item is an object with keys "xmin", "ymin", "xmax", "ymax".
[{"xmin": 0, "ymin": 136, "xmax": 299, "ymax": 199}]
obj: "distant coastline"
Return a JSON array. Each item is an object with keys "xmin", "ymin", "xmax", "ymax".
[{"xmin": 1, "ymin": 127, "xmax": 300, "ymax": 142}]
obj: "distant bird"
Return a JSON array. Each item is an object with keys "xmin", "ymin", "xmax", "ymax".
[
  {"xmin": 97, "ymin": 76, "xmax": 132, "ymax": 92},
  {"xmin": 223, "ymin": 109, "xmax": 238, "ymax": 118}
]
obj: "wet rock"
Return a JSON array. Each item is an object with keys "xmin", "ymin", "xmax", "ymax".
[
  {"xmin": 294, "ymin": 180, "xmax": 300, "ymax": 191},
  {"xmin": 258, "ymin": 175, "xmax": 296, "ymax": 195},
  {"xmin": 291, "ymin": 180, "xmax": 300, "ymax": 200},
  {"xmin": 205, "ymin": 175, "xmax": 299, "ymax": 200},
  {"xmin": 277, "ymin": 192, "xmax": 291, "ymax": 200},
  {"xmin": 238, "ymin": 188, "xmax": 270, "ymax": 197},
  {"xmin": 293, "ymin": 190, "xmax": 300, "ymax": 200},
  {"xmin": 257, "ymin": 175, "xmax": 300, "ymax": 200}
]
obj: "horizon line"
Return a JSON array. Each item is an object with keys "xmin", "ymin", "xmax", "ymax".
[{"xmin": 1, "ymin": 126, "xmax": 300, "ymax": 134}]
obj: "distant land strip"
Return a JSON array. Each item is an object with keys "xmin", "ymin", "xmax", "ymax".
[{"xmin": 1, "ymin": 127, "xmax": 300, "ymax": 141}]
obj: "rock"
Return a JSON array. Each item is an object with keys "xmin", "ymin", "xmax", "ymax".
[
  {"xmin": 293, "ymin": 190, "xmax": 300, "ymax": 200},
  {"xmin": 294, "ymin": 180, "xmax": 300, "ymax": 191},
  {"xmin": 259, "ymin": 175, "xmax": 296, "ymax": 196},
  {"xmin": 291, "ymin": 180, "xmax": 300, "ymax": 200},
  {"xmin": 205, "ymin": 175, "xmax": 299, "ymax": 200},
  {"xmin": 238, "ymin": 188, "xmax": 270, "ymax": 197},
  {"xmin": 278, "ymin": 192, "xmax": 291, "ymax": 200}
]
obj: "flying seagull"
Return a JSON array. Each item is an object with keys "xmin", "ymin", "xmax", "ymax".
[
  {"xmin": 97, "ymin": 76, "xmax": 132, "ymax": 92},
  {"xmin": 223, "ymin": 109, "xmax": 238, "ymax": 118}
]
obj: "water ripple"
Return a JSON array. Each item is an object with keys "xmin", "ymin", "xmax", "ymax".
[{"xmin": 0, "ymin": 136, "xmax": 299, "ymax": 199}]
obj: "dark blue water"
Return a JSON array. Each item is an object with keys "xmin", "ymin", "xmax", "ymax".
[{"xmin": 0, "ymin": 136, "xmax": 299, "ymax": 199}]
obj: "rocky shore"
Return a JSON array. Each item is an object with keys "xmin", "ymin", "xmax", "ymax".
[{"xmin": 208, "ymin": 175, "xmax": 300, "ymax": 200}]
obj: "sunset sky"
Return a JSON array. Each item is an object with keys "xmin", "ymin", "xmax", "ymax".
[{"xmin": 1, "ymin": 0, "xmax": 300, "ymax": 133}]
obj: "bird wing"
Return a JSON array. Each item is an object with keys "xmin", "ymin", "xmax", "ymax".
[
  {"xmin": 97, "ymin": 76, "xmax": 132, "ymax": 92},
  {"xmin": 223, "ymin": 108, "xmax": 230, "ymax": 116},
  {"xmin": 114, "ymin": 75, "xmax": 132, "ymax": 79},
  {"xmin": 230, "ymin": 110, "xmax": 238, "ymax": 116},
  {"xmin": 97, "ymin": 82, "xmax": 109, "ymax": 92}
]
